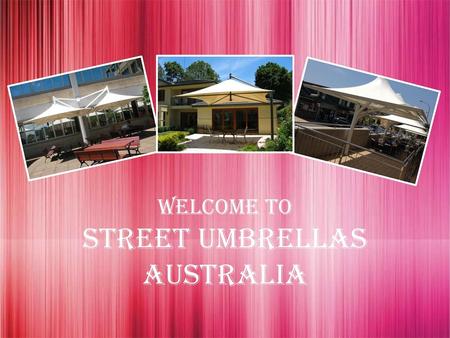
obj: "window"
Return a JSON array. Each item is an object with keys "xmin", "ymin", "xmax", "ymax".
[
  {"xmin": 122, "ymin": 108, "xmax": 132, "ymax": 121},
  {"xmin": 98, "ymin": 113, "xmax": 108, "ymax": 127},
  {"xmin": 105, "ymin": 110, "xmax": 117, "ymax": 124},
  {"xmin": 19, "ymin": 119, "xmax": 78, "ymax": 145},
  {"xmin": 10, "ymin": 75, "xmax": 71, "ymax": 98},
  {"xmin": 158, "ymin": 90, "xmax": 165, "ymax": 102},
  {"xmin": 53, "ymin": 123, "xmax": 64, "ymax": 137},
  {"xmin": 88, "ymin": 114, "xmax": 99, "ymax": 128},
  {"xmin": 115, "ymin": 109, "xmax": 125, "ymax": 122},
  {"xmin": 212, "ymin": 109, "xmax": 258, "ymax": 131}
]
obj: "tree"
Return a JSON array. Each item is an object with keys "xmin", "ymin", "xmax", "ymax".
[
  {"xmin": 158, "ymin": 63, "xmax": 165, "ymax": 80},
  {"xmin": 142, "ymin": 85, "xmax": 150, "ymax": 104},
  {"xmin": 183, "ymin": 61, "xmax": 219, "ymax": 81},
  {"xmin": 255, "ymin": 62, "xmax": 292, "ymax": 102},
  {"xmin": 164, "ymin": 61, "xmax": 185, "ymax": 83}
]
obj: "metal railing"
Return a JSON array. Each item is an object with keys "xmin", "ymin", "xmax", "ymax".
[{"xmin": 295, "ymin": 123, "xmax": 423, "ymax": 182}]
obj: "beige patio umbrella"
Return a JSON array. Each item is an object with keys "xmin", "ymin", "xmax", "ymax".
[{"xmin": 176, "ymin": 75, "xmax": 275, "ymax": 138}]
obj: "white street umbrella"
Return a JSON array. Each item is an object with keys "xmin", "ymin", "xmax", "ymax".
[
  {"xmin": 305, "ymin": 77, "xmax": 427, "ymax": 123},
  {"xmin": 86, "ymin": 87, "xmax": 142, "ymax": 111},
  {"xmin": 395, "ymin": 124, "xmax": 428, "ymax": 137},
  {"xmin": 23, "ymin": 99, "xmax": 91, "ymax": 125},
  {"xmin": 304, "ymin": 77, "xmax": 427, "ymax": 153},
  {"xmin": 376, "ymin": 114, "xmax": 426, "ymax": 129}
]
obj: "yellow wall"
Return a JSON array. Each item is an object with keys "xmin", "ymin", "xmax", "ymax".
[
  {"xmin": 196, "ymin": 105, "xmax": 279, "ymax": 135},
  {"xmin": 158, "ymin": 82, "xmax": 215, "ymax": 126}
]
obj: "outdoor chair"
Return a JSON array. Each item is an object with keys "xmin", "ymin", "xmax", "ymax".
[
  {"xmin": 236, "ymin": 126, "xmax": 248, "ymax": 143},
  {"xmin": 206, "ymin": 125, "xmax": 220, "ymax": 143},
  {"xmin": 44, "ymin": 146, "xmax": 56, "ymax": 162}
]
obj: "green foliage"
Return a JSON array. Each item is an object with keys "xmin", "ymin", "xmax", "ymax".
[
  {"xmin": 239, "ymin": 144, "xmax": 259, "ymax": 152},
  {"xmin": 184, "ymin": 61, "xmax": 219, "ymax": 81},
  {"xmin": 158, "ymin": 131, "xmax": 189, "ymax": 151},
  {"xmin": 158, "ymin": 64, "xmax": 165, "ymax": 79},
  {"xmin": 164, "ymin": 61, "xmax": 185, "ymax": 83},
  {"xmin": 142, "ymin": 85, "xmax": 150, "ymax": 104},
  {"xmin": 255, "ymin": 62, "xmax": 292, "ymax": 102},
  {"xmin": 158, "ymin": 136, "xmax": 181, "ymax": 151},
  {"xmin": 269, "ymin": 102, "xmax": 293, "ymax": 151}
]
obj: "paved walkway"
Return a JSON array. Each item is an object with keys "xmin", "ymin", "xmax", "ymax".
[
  {"xmin": 182, "ymin": 134, "xmax": 263, "ymax": 152},
  {"xmin": 27, "ymin": 128, "xmax": 156, "ymax": 179}
]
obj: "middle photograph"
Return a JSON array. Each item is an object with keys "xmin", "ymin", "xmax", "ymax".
[{"xmin": 157, "ymin": 55, "xmax": 293, "ymax": 153}]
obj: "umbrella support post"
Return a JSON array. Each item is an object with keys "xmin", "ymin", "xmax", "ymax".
[
  {"xmin": 270, "ymin": 93, "xmax": 274, "ymax": 140},
  {"xmin": 78, "ymin": 116, "xmax": 89, "ymax": 145},
  {"xmin": 344, "ymin": 105, "xmax": 367, "ymax": 155}
]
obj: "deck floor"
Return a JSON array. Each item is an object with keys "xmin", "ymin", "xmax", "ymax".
[{"xmin": 324, "ymin": 149, "xmax": 403, "ymax": 179}]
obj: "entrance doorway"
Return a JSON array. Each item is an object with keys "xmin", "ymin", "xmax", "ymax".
[{"xmin": 212, "ymin": 108, "xmax": 258, "ymax": 132}]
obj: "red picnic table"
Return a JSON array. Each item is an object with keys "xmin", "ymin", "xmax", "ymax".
[{"xmin": 84, "ymin": 138, "xmax": 134, "ymax": 155}]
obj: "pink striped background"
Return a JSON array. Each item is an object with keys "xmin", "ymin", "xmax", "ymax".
[{"xmin": 1, "ymin": 0, "xmax": 449, "ymax": 337}]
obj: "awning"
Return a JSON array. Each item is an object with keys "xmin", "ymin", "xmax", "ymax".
[
  {"xmin": 304, "ymin": 77, "xmax": 427, "ymax": 123},
  {"xmin": 85, "ymin": 87, "xmax": 142, "ymax": 111},
  {"xmin": 176, "ymin": 78, "xmax": 271, "ymax": 105},
  {"xmin": 395, "ymin": 124, "xmax": 428, "ymax": 137},
  {"xmin": 23, "ymin": 99, "xmax": 91, "ymax": 125}
]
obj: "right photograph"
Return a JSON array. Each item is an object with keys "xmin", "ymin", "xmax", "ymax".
[{"xmin": 294, "ymin": 58, "xmax": 440, "ymax": 185}]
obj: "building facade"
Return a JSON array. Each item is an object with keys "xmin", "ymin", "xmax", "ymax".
[{"xmin": 158, "ymin": 79, "xmax": 279, "ymax": 134}]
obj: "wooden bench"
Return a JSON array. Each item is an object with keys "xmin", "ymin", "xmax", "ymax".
[
  {"xmin": 74, "ymin": 149, "xmax": 123, "ymax": 167},
  {"xmin": 102, "ymin": 136, "xmax": 141, "ymax": 154}
]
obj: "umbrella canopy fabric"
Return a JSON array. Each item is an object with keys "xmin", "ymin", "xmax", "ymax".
[
  {"xmin": 85, "ymin": 89, "xmax": 142, "ymax": 111},
  {"xmin": 304, "ymin": 77, "xmax": 427, "ymax": 123},
  {"xmin": 23, "ymin": 101, "xmax": 90, "ymax": 125},
  {"xmin": 376, "ymin": 114, "xmax": 426, "ymax": 128},
  {"xmin": 52, "ymin": 118, "xmax": 75, "ymax": 125},
  {"xmin": 395, "ymin": 124, "xmax": 428, "ymax": 137},
  {"xmin": 176, "ymin": 78, "xmax": 271, "ymax": 105}
]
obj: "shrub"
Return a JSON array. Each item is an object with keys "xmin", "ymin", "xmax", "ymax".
[
  {"xmin": 270, "ymin": 102, "xmax": 292, "ymax": 151},
  {"xmin": 158, "ymin": 131, "xmax": 189, "ymax": 151},
  {"xmin": 158, "ymin": 135, "xmax": 185, "ymax": 151}
]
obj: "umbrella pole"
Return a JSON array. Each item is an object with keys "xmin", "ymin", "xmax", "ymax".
[
  {"xmin": 344, "ymin": 104, "xmax": 367, "ymax": 155},
  {"xmin": 69, "ymin": 73, "xmax": 89, "ymax": 145},
  {"xmin": 78, "ymin": 116, "xmax": 89, "ymax": 145},
  {"xmin": 270, "ymin": 93, "xmax": 274, "ymax": 140}
]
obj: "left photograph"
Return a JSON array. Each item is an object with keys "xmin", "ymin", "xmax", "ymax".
[{"xmin": 8, "ymin": 56, "xmax": 156, "ymax": 180}]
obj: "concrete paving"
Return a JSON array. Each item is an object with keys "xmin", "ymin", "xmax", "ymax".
[
  {"xmin": 182, "ymin": 134, "xmax": 263, "ymax": 152},
  {"xmin": 27, "ymin": 128, "xmax": 156, "ymax": 179}
]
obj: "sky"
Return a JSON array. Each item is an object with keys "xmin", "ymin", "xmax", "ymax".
[
  {"xmin": 303, "ymin": 59, "xmax": 440, "ymax": 120},
  {"xmin": 158, "ymin": 56, "xmax": 293, "ymax": 84}
]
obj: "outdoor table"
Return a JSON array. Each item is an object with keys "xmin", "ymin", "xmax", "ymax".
[{"xmin": 83, "ymin": 139, "xmax": 133, "ymax": 155}]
